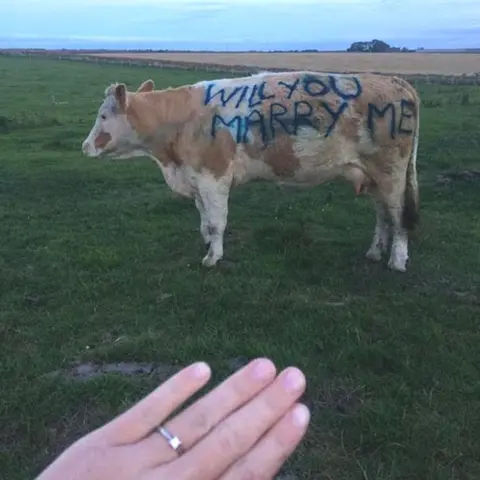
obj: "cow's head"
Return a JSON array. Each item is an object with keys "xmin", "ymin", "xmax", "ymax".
[{"xmin": 82, "ymin": 79, "xmax": 155, "ymax": 159}]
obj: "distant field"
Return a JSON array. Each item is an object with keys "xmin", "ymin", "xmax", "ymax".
[{"xmin": 90, "ymin": 51, "xmax": 480, "ymax": 75}]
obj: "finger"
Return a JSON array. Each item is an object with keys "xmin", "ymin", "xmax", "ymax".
[
  {"xmin": 220, "ymin": 403, "xmax": 310, "ymax": 479},
  {"xmin": 134, "ymin": 358, "xmax": 277, "ymax": 465},
  {"xmin": 162, "ymin": 366, "xmax": 306, "ymax": 479},
  {"xmin": 98, "ymin": 362, "xmax": 212, "ymax": 444}
]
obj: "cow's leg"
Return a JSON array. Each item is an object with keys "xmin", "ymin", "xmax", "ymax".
[
  {"xmin": 376, "ymin": 174, "xmax": 410, "ymax": 272},
  {"xmin": 197, "ymin": 178, "xmax": 230, "ymax": 267},
  {"xmin": 388, "ymin": 208, "xmax": 409, "ymax": 272},
  {"xmin": 365, "ymin": 191, "xmax": 390, "ymax": 262},
  {"xmin": 194, "ymin": 196, "xmax": 212, "ymax": 248}
]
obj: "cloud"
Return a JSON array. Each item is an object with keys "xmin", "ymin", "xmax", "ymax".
[
  {"xmin": 18, "ymin": 0, "xmax": 227, "ymax": 6},
  {"xmin": 7, "ymin": 34, "xmax": 177, "ymax": 42},
  {"xmin": 2, "ymin": 0, "xmax": 479, "ymax": 49}
]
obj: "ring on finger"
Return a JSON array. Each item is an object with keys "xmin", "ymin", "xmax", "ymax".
[{"xmin": 156, "ymin": 425, "xmax": 186, "ymax": 456}]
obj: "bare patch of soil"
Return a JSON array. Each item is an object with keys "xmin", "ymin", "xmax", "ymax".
[
  {"xmin": 436, "ymin": 170, "xmax": 480, "ymax": 185},
  {"xmin": 44, "ymin": 362, "xmax": 181, "ymax": 381}
]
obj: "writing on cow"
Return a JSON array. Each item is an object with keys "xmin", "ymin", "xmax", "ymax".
[{"xmin": 204, "ymin": 73, "xmax": 415, "ymax": 145}]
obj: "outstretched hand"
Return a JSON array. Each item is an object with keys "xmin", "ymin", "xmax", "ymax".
[{"xmin": 37, "ymin": 358, "xmax": 310, "ymax": 479}]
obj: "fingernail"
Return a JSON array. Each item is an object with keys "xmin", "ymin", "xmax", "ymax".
[
  {"xmin": 282, "ymin": 368, "xmax": 305, "ymax": 392},
  {"xmin": 251, "ymin": 358, "xmax": 275, "ymax": 381},
  {"xmin": 292, "ymin": 404, "xmax": 310, "ymax": 428},
  {"xmin": 191, "ymin": 362, "xmax": 211, "ymax": 379}
]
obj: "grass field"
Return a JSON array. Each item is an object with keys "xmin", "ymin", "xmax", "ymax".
[
  {"xmin": 90, "ymin": 51, "xmax": 480, "ymax": 75},
  {"xmin": 1, "ymin": 55, "xmax": 480, "ymax": 480}
]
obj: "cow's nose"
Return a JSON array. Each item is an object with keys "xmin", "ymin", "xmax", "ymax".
[{"xmin": 82, "ymin": 141, "xmax": 89, "ymax": 155}]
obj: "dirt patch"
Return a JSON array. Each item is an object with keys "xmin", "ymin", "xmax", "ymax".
[
  {"xmin": 305, "ymin": 382, "xmax": 365, "ymax": 416},
  {"xmin": 227, "ymin": 356, "xmax": 251, "ymax": 372},
  {"xmin": 44, "ymin": 362, "xmax": 181, "ymax": 382},
  {"xmin": 0, "ymin": 113, "xmax": 61, "ymax": 132},
  {"xmin": 452, "ymin": 291, "xmax": 480, "ymax": 306},
  {"xmin": 44, "ymin": 356, "xmax": 254, "ymax": 382},
  {"xmin": 436, "ymin": 170, "xmax": 480, "ymax": 185}
]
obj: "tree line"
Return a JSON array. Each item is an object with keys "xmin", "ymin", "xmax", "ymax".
[{"xmin": 346, "ymin": 39, "xmax": 415, "ymax": 53}]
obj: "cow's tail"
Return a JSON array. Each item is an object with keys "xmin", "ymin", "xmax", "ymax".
[{"xmin": 402, "ymin": 94, "xmax": 420, "ymax": 231}]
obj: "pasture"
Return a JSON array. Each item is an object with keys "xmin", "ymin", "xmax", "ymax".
[{"xmin": 1, "ymin": 55, "xmax": 479, "ymax": 479}]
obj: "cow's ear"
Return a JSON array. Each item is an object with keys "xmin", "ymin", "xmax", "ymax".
[
  {"xmin": 114, "ymin": 83, "xmax": 127, "ymax": 111},
  {"xmin": 137, "ymin": 79, "xmax": 155, "ymax": 93}
]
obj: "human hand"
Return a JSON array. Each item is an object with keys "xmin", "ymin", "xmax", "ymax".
[{"xmin": 36, "ymin": 358, "xmax": 310, "ymax": 479}]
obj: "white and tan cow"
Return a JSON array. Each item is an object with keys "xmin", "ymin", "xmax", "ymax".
[{"xmin": 82, "ymin": 70, "xmax": 420, "ymax": 272}]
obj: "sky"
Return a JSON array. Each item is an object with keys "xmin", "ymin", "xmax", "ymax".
[{"xmin": 2, "ymin": 0, "xmax": 480, "ymax": 50}]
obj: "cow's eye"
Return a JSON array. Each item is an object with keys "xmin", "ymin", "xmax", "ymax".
[{"xmin": 100, "ymin": 114, "xmax": 107, "ymax": 120}]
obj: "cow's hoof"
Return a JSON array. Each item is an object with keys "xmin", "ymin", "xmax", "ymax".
[
  {"xmin": 202, "ymin": 254, "xmax": 219, "ymax": 267},
  {"xmin": 387, "ymin": 258, "xmax": 407, "ymax": 272},
  {"xmin": 365, "ymin": 249, "xmax": 382, "ymax": 262}
]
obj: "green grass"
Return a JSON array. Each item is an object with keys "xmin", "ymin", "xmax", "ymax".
[{"xmin": 1, "ymin": 55, "xmax": 479, "ymax": 480}]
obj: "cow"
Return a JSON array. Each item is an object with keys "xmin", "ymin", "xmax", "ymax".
[{"xmin": 82, "ymin": 70, "xmax": 420, "ymax": 272}]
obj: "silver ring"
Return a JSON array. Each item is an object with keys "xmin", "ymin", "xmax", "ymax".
[{"xmin": 156, "ymin": 426, "xmax": 185, "ymax": 455}]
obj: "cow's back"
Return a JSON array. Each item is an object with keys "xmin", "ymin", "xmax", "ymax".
[{"xmin": 190, "ymin": 71, "xmax": 419, "ymax": 188}]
